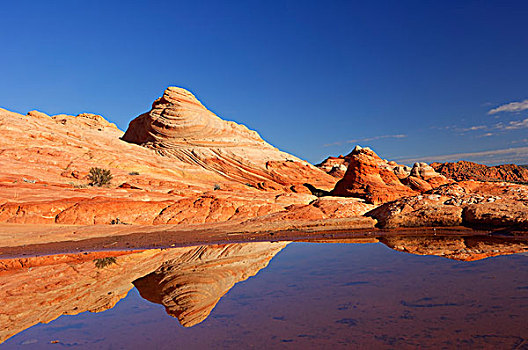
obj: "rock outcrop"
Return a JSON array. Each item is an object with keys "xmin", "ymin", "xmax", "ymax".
[
  {"xmin": 122, "ymin": 87, "xmax": 336, "ymax": 191},
  {"xmin": 367, "ymin": 181, "xmax": 528, "ymax": 229},
  {"xmin": 431, "ymin": 161, "xmax": 528, "ymax": 184},
  {"xmin": 316, "ymin": 154, "xmax": 352, "ymax": 178},
  {"xmin": 0, "ymin": 87, "xmax": 351, "ymax": 228},
  {"xmin": 0, "ymin": 87, "xmax": 527, "ymax": 234},
  {"xmin": 330, "ymin": 146, "xmax": 450, "ymax": 204}
]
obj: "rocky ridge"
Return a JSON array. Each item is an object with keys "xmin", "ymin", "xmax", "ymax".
[
  {"xmin": 0, "ymin": 86, "xmax": 527, "ymax": 236},
  {"xmin": 0, "ymin": 87, "xmax": 351, "ymax": 228},
  {"xmin": 431, "ymin": 160, "xmax": 528, "ymax": 184}
]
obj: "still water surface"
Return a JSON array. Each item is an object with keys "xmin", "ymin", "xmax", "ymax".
[{"xmin": 1, "ymin": 236, "xmax": 527, "ymax": 349}]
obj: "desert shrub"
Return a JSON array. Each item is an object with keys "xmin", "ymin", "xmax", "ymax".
[
  {"xmin": 94, "ymin": 257, "xmax": 117, "ymax": 269},
  {"xmin": 129, "ymin": 171, "xmax": 140, "ymax": 176},
  {"xmin": 303, "ymin": 183, "xmax": 331, "ymax": 197},
  {"xmin": 214, "ymin": 184, "xmax": 221, "ymax": 190},
  {"xmin": 88, "ymin": 167, "xmax": 113, "ymax": 187}
]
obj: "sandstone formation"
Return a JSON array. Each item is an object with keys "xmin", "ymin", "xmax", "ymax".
[
  {"xmin": 0, "ymin": 242, "xmax": 288, "ymax": 343},
  {"xmin": 1, "ymin": 86, "xmax": 528, "ymax": 238},
  {"xmin": 367, "ymin": 181, "xmax": 528, "ymax": 229},
  {"xmin": 330, "ymin": 146, "xmax": 450, "ymax": 204},
  {"xmin": 0, "ymin": 87, "xmax": 355, "ymax": 229},
  {"xmin": 431, "ymin": 160, "xmax": 528, "ymax": 184},
  {"xmin": 122, "ymin": 87, "xmax": 336, "ymax": 191},
  {"xmin": 316, "ymin": 154, "xmax": 352, "ymax": 178}
]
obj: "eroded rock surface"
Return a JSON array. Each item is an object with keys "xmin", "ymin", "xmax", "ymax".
[
  {"xmin": 122, "ymin": 87, "xmax": 335, "ymax": 191},
  {"xmin": 0, "ymin": 87, "xmax": 348, "ymax": 228},
  {"xmin": 431, "ymin": 161, "xmax": 528, "ymax": 184},
  {"xmin": 367, "ymin": 181, "xmax": 528, "ymax": 229},
  {"xmin": 330, "ymin": 146, "xmax": 450, "ymax": 204}
]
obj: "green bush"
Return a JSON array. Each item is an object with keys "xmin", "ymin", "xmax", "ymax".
[
  {"xmin": 88, "ymin": 167, "xmax": 113, "ymax": 187},
  {"xmin": 94, "ymin": 257, "xmax": 117, "ymax": 269}
]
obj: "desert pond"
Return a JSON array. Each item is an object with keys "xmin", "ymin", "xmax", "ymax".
[{"xmin": 1, "ymin": 235, "xmax": 528, "ymax": 349}]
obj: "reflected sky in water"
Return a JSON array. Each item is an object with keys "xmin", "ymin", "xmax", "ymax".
[{"xmin": 2, "ymin": 239, "xmax": 528, "ymax": 349}]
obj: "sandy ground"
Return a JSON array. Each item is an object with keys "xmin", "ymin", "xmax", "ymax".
[{"xmin": 0, "ymin": 222, "xmax": 507, "ymax": 258}]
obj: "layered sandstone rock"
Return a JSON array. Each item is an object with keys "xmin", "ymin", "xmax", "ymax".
[
  {"xmin": 316, "ymin": 154, "xmax": 351, "ymax": 178},
  {"xmin": 0, "ymin": 87, "xmax": 344, "ymax": 227},
  {"xmin": 330, "ymin": 146, "xmax": 449, "ymax": 204},
  {"xmin": 431, "ymin": 161, "xmax": 528, "ymax": 183},
  {"xmin": 122, "ymin": 87, "xmax": 336, "ymax": 191},
  {"xmin": 367, "ymin": 181, "xmax": 528, "ymax": 229}
]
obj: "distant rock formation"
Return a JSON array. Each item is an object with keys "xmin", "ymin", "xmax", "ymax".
[
  {"xmin": 431, "ymin": 161, "xmax": 528, "ymax": 184},
  {"xmin": 316, "ymin": 154, "xmax": 351, "ymax": 178},
  {"xmin": 122, "ymin": 87, "xmax": 335, "ymax": 191},
  {"xmin": 330, "ymin": 146, "xmax": 450, "ymax": 204}
]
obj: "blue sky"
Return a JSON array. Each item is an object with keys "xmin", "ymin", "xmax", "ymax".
[{"xmin": 2, "ymin": 0, "xmax": 528, "ymax": 165}]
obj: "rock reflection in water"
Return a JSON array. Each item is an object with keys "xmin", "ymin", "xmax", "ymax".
[
  {"xmin": 0, "ymin": 241, "xmax": 288, "ymax": 344},
  {"xmin": 0, "ymin": 235, "xmax": 527, "ymax": 345},
  {"xmin": 379, "ymin": 235, "xmax": 528, "ymax": 261},
  {"xmin": 133, "ymin": 242, "xmax": 288, "ymax": 327}
]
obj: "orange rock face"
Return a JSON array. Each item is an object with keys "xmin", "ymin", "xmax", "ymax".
[
  {"xmin": 1, "ymin": 87, "xmax": 526, "ymax": 234},
  {"xmin": 431, "ymin": 161, "xmax": 528, "ymax": 183},
  {"xmin": 0, "ymin": 87, "xmax": 347, "ymax": 228},
  {"xmin": 330, "ymin": 146, "xmax": 450, "ymax": 204},
  {"xmin": 122, "ymin": 87, "xmax": 336, "ymax": 191},
  {"xmin": 367, "ymin": 181, "xmax": 528, "ymax": 229}
]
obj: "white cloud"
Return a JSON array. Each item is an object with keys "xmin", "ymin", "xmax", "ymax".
[
  {"xmin": 460, "ymin": 125, "xmax": 487, "ymax": 132},
  {"xmin": 323, "ymin": 134, "xmax": 406, "ymax": 147},
  {"xmin": 501, "ymin": 118, "xmax": 528, "ymax": 130},
  {"xmin": 488, "ymin": 99, "xmax": 528, "ymax": 114},
  {"xmin": 396, "ymin": 146, "xmax": 528, "ymax": 165}
]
